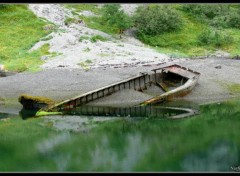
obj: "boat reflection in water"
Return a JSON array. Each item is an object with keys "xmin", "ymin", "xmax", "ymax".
[{"xmin": 20, "ymin": 99, "xmax": 199, "ymax": 120}]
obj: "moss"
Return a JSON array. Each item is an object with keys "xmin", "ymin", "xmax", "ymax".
[
  {"xmin": 227, "ymin": 83, "xmax": 240, "ymax": 93},
  {"xmin": 35, "ymin": 110, "xmax": 62, "ymax": 117},
  {"xmin": 18, "ymin": 94, "xmax": 55, "ymax": 105}
]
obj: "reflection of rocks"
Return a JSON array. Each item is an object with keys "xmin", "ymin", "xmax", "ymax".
[{"xmin": 181, "ymin": 140, "xmax": 239, "ymax": 171}]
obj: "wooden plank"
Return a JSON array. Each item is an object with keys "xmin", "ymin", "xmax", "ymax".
[{"xmin": 45, "ymin": 73, "xmax": 148, "ymax": 111}]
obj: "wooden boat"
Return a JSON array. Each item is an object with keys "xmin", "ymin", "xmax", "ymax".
[
  {"xmin": 18, "ymin": 64, "xmax": 200, "ymax": 117},
  {"xmin": 141, "ymin": 64, "xmax": 200, "ymax": 105}
]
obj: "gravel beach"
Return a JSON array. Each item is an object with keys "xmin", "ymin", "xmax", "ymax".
[
  {"xmin": 1, "ymin": 4, "xmax": 240, "ymax": 115},
  {"xmin": 1, "ymin": 56, "xmax": 240, "ymax": 115}
]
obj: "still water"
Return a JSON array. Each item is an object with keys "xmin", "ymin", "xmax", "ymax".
[{"xmin": 0, "ymin": 99, "xmax": 240, "ymax": 172}]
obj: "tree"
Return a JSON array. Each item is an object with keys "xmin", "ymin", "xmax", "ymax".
[
  {"xmin": 101, "ymin": 4, "xmax": 132, "ymax": 38},
  {"xmin": 133, "ymin": 5, "xmax": 183, "ymax": 36}
]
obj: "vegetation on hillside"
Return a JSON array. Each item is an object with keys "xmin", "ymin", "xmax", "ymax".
[
  {"xmin": 67, "ymin": 4, "xmax": 240, "ymax": 58},
  {"xmin": 0, "ymin": 5, "xmax": 53, "ymax": 72},
  {"xmin": 2, "ymin": 4, "xmax": 240, "ymax": 72}
]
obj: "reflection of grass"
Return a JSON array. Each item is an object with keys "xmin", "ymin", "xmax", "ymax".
[{"xmin": 1, "ymin": 99, "xmax": 240, "ymax": 171}]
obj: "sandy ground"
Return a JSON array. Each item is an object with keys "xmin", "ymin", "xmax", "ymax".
[{"xmin": 1, "ymin": 4, "xmax": 240, "ymax": 116}]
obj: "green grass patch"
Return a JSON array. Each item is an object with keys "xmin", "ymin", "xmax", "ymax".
[
  {"xmin": 81, "ymin": 15, "xmax": 119, "ymax": 35},
  {"xmin": 227, "ymin": 83, "xmax": 240, "ymax": 93},
  {"xmin": 5, "ymin": 43, "xmax": 51, "ymax": 72},
  {"xmin": 135, "ymin": 5, "xmax": 240, "ymax": 58},
  {"xmin": 77, "ymin": 61, "xmax": 90, "ymax": 71},
  {"xmin": 64, "ymin": 4, "xmax": 101, "ymax": 15},
  {"xmin": 79, "ymin": 35, "xmax": 90, "ymax": 42},
  {"xmin": 90, "ymin": 35, "xmax": 107, "ymax": 43},
  {"xmin": 0, "ymin": 5, "xmax": 52, "ymax": 72}
]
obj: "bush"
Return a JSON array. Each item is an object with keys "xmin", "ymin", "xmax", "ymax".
[
  {"xmin": 101, "ymin": 4, "xmax": 132, "ymax": 34},
  {"xmin": 181, "ymin": 4, "xmax": 227, "ymax": 19},
  {"xmin": 90, "ymin": 35, "xmax": 107, "ymax": 43},
  {"xmin": 0, "ymin": 4, "xmax": 8, "ymax": 8},
  {"xmin": 227, "ymin": 10, "xmax": 240, "ymax": 29},
  {"xmin": 133, "ymin": 5, "xmax": 183, "ymax": 36},
  {"xmin": 181, "ymin": 4, "xmax": 240, "ymax": 29},
  {"xmin": 197, "ymin": 28, "xmax": 234, "ymax": 47}
]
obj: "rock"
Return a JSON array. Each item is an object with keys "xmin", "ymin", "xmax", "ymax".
[
  {"xmin": 40, "ymin": 56, "xmax": 49, "ymax": 61},
  {"xmin": 215, "ymin": 65, "xmax": 222, "ymax": 69},
  {"xmin": 0, "ymin": 64, "xmax": 5, "ymax": 71},
  {"xmin": 57, "ymin": 65, "xmax": 65, "ymax": 67}
]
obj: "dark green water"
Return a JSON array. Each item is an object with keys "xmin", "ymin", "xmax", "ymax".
[{"xmin": 1, "ymin": 99, "xmax": 240, "ymax": 171}]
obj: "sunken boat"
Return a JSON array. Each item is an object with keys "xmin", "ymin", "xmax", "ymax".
[
  {"xmin": 18, "ymin": 64, "xmax": 200, "ymax": 116},
  {"xmin": 142, "ymin": 64, "xmax": 200, "ymax": 105}
]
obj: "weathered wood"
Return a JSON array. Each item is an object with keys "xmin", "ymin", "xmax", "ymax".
[
  {"xmin": 38, "ymin": 64, "xmax": 200, "ymax": 114},
  {"xmin": 44, "ymin": 73, "xmax": 149, "ymax": 112}
]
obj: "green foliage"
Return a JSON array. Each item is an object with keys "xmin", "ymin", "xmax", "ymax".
[
  {"xmin": 133, "ymin": 5, "xmax": 183, "ymax": 36},
  {"xmin": 197, "ymin": 28, "xmax": 234, "ymax": 47},
  {"xmin": 227, "ymin": 83, "xmax": 240, "ymax": 93},
  {"xmin": 0, "ymin": 4, "xmax": 8, "ymax": 8},
  {"xmin": 64, "ymin": 17, "xmax": 76, "ymax": 26},
  {"xmin": 227, "ymin": 9, "xmax": 240, "ymax": 29},
  {"xmin": 181, "ymin": 4, "xmax": 240, "ymax": 29},
  {"xmin": 0, "ymin": 5, "xmax": 52, "ymax": 72},
  {"xmin": 101, "ymin": 4, "xmax": 133, "ymax": 34},
  {"xmin": 90, "ymin": 35, "xmax": 107, "ymax": 43},
  {"xmin": 64, "ymin": 4, "xmax": 101, "ymax": 15},
  {"xmin": 6, "ymin": 43, "xmax": 51, "ymax": 72},
  {"xmin": 79, "ymin": 35, "xmax": 89, "ymax": 42}
]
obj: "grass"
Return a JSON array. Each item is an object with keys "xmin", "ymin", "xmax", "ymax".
[
  {"xmin": 79, "ymin": 35, "xmax": 90, "ymax": 42},
  {"xmin": 77, "ymin": 61, "xmax": 90, "ymax": 71},
  {"xmin": 0, "ymin": 5, "xmax": 53, "ymax": 72},
  {"xmin": 64, "ymin": 4, "xmax": 120, "ymax": 35},
  {"xmin": 139, "ymin": 6, "xmax": 240, "ymax": 58},
  {"xmin": 64, "ymin": 4, "xmax": 101, "ymax": 15},
  {"xmin": 64, "ymin": 4, "xmax": 240, "ymax": 58},
  {"xmin": 227, "ymin": 83, "xmax": 240, "ymax": 93},
  {"xmin": 90, "ymin": 35, "xmax": 107, "ymax": 43},
  {"xmin": 0, "ymin": 98, "xmax": 240, "ymax": 171}
]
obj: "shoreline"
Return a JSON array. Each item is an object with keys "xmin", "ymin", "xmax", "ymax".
[{"xmin": 1, "ymin": 56, "xmax": 240, "ymax": 115}]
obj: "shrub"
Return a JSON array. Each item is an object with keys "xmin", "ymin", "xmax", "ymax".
[
  {"xmin": 79, "ymin": 35, "xmax": 89, "ymax": 42},
  {"xmin": 227, "ymin": 10, "xmax": 240, "ymax": 29},
  {"xmin": 181, "ymin": 4, "xmax": 240, "ymax": 29},
  {"xmin": 0, "ymin": 4, "xmax": 8, "ymax": 8},
  {"xmin": 101, "ymin": 4, "xmax": 132, "ymax": 34},
  {"xmin": 181, "ymin": 4, "xmax": 230, "ymax": 19},
  {"xmin": 133, "ymin": 5, "xmax": 183, "ymax": 36},
  {"xmin": 197, "ymin": 28, "xmax": 234, "ymax": 47},
  {"xmin": 90, "ymin": 35, "xmax": 107, "ymax": 43},
  {"xmin": 64, "ymin": 17, "xmax": 76, "ymax": 26}
]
